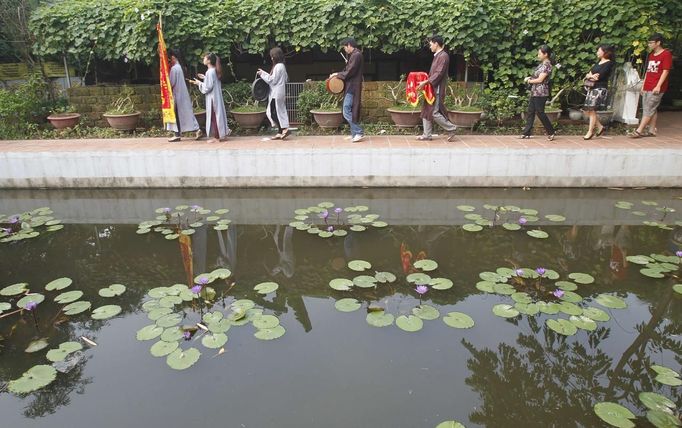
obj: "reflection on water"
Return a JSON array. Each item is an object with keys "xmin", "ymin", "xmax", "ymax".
[{"xmin": 0, "ymin": 188, "xmax": 681, "ymax": 428}]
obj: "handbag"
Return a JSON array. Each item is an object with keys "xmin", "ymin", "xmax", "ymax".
[{"xmin": 583, "ymin": 78, "xmax": 595, "ymax": 88}]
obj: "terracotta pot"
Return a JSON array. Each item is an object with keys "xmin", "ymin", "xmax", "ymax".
[
  {"xmin": 387, "ymin": 108, "xmax": 421, "ymax": 128},
  {"xmin": 194, "ymin": 110, "xmax": 206, "ymax": 128},
  {"xmin": 103, "ymin": 112, "xmax": 141, "ymax": 131},
  {"xmin": 232, "ymin": 110, "xmax": 267, "ymax": 129},
  {"xmin": 310, "ymin": 110, "xmax": 344, "ymax": 128},
  {"xmin": 47, "ymin": 113, "xmax": 81, "ymax": 129},
  {"xmin": 446, "ymin": 110, "xmax": 483, "ymax": 128}
]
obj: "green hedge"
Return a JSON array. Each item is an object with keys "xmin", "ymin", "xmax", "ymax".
[{"xmin": 30, "ymin": 0, "xmax": 680, "ymax": 89}]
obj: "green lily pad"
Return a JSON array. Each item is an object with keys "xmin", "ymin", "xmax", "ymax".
[
  {"xmin": 396, "ymin": 315, "xmax": 423, "ymax": 332},
  {"xmin": 479, "ymin": 271, "xmax": 507, "ymax": 283},
  {"xmin": 646, "ymin": 409, "xmax": 681, "ymax": 428},
  {"xmin": 372, "ymin": 221, "xmax": 388, "ymax": 228},
  {"xmin": 254, "ymin": 282, "xmax": 279, "ymax": 295},
  {"xmin": 640, "ymin": 268, "xmax": 666, "ymax": 278},
  {"xmin": 211, "ymin": 268, "xmax": 232, "ymax": 279},
  {"xmin": 639, "ymin": 392, "xmax": 676, "ymax": 412},
  {"xmin": 335, "ymin": 298, "xmax": 361, "ymax": 312},
  {"xmin": 582, "ymin": 306, "xmax": 610, "ymax": 322},
  {"xmin": 136, "ymin": 324, "xmax": 164, "ymax": 341},
  {"xmin": 155, "ymin": 312, "xmax": 183, "ymax": 328},
  {"xmin": 366, "ymin": 311, "xmax": 394, "ymax": 327},
  {"xmin": 502, "ymin": 223, "xmax": 522, "ymax": 231},
  {"xmin": 559, "ymin": 302, "xmax": 583, "ymax": 316},
  {"xmin": 537, "ymin": 301, "xmax": 560, "ymax": 314},
  {"xmin": 595, "ymin": 294, "xmax": 627, "ymax": 309},
  {"xmin": 559, "ymin": 290, "xmax": 583, "ymax": 303},
  {"xmin": 674, "ymin": 284, "xmax": 682, "ymax": 295},
  {"xmin": 430, "ymin": 277, "xmax": 453, "ymax": 290},
  {"xmin": 412, "ymin": 304, "xmax": 440, "ymax": 320},
  {"xmin": 348, "ymin": 260, "xmax": 372, "ymax": 271},
  {"xmin": 202, "ymin": 311, "xmax": 223, "ymax": 325},
  {"xmin": 160, "ymin": 327, "xmax": 184, "ymax": 342},
  {"xmin": 493, "ymin": 283, "xmax": 516, "ymax": 295},
  {"xmin": 148, "ymin": 307, "xmax": 173, "ymax": 321},
  {"xmin": 252, "ymin": 314, "xmax": 280, "ymax": 329},
  {"xmin": 626, "ymin": 255, "xmax": 655, "ymax": 265},
  {"xmin": 464, "ymin": 213, "xmax": 482, "ymax": 221},
  {"xmin": 214, "ymin": 224, "xmax": 229, "ymax": 231},
  {"xmin": 435, "ymin": 422, "xmax": 466, "ymax": 428},
  {"xmin": 8, "ymin": 365, "xmax": 57, "ymax": 394},
  {"xmin": 254, "ymin": 325, "xmax": 286, "ymax": 340},
  {"xmin": 91, "ymin": 304, "xmax": 122, "ymax": 320},
  {"xmin": 46, "ymin": 341, "xmax": 83, "ymax": 362},
  {"xmin": 63, "ymin": 301, "xmax": 91, "ymax": 315},
  {"xmin": 136, "ymin": 228, "xmax": 151, "ymax": 234},
  {"xmin": 353, "ymin": 275, "xmax": 378, "ymax": 288},
  {"xmin": 545, "ymin": 214, "xmax": 566, "ymax": 222},
  {"xmin": 375, "ymin": 272, "xmax": 397, "ymax": 283},
  {"xmin": 475, "ymin": 281, "xmax": 495, "ymax": 293},
  {"xmin": 556, "ymin": 281, "xmax": 578, "ymax": 291},
  {"xmin": 207, "ymin": 319, "xmax": 232, "ymax": 333},
  {"xmin": 462, "ymin": 223, "xmax": 483, "ymax": 232},
  {"xmin": 651, "ymin": 365, "xmax": 680, "ymax": 379},
  {"xmin": 406, "ymin": 273, "xmax": 431, "ymax": 284},
  {"xmin": 546, "ymin": 318, "xmax": 578, "ymax": 336},
  {"xmin": 594, "ymin": 402, "xmax": 636, "ymax": 428},
  {"xmin": 17, "ymin": 293, "xmax": 45, "ymax": 308},
  {"xmin": 166, "ymin": 347, "xmax": 201, "ymax": 370},
  {"xmin": 569, "ymin": 315, "xmax": 597, "ymax": 331},
  {"xmin": 232, "ymin": 299, "xmax": 255, "ymax": 311},
  {"xmin": 329, "ymin": 278, "xmax": 353, "ymax": 291},
  {"xmin": 492, "ymin": 304, "xmax": 519, "ymax": 318},
  {"xmin": 443, "ymin": 312, "xmax": 474, "ymax": 329},
  {"xmin": 414, "ymin": 259, "xmax": 438, "ymax": 271},
  {"xmin": 456, "ymin": 205, "xmax": 476, "ymax": 212},
  {"xmin": 25, "ymin": 338, "xmax": 49, "ymax": 353},
  {"xmin": 45, "ymin": 277, "xmax": 72, "ymax": 291},
  {"xmin": 54, "ymin": 290, "xmax": 83, "ymax": 304},
  {"xmin": 202, "ymin": 333, "xmax": 228, "ymax": 349},
  {"xmin": 0, "ymin": 301, "xmax": 11, "ymax": 314},
  {"xmin": 98, "ymin": 283, "xmax": 126, "ymax": 298},
  {"xmin": 511, "ymin": 292, "xmax": 532, "ymax": 304},
  {"xmin": 350, "ymin": 225, "xmax": 366, "ymax": 232},
  {"xmin": 615, "ymin": 201, "xmax": 634, "ymax": 209},
  {"xmin": 568, "ymin": 272, "xmax": 595, "ymax": 284},
  {"xmin": 527, "ymin": 230, "xmax": 549, "ymax": 239},
  {"xmin": 1, "ymin": 282, "xmax": 28, "ymax": 296},
  {"xmin": 150, "ymin": 340, "xmax": 179, "ymax": 357},
  {"xmin": 655, "ymin": 375, "xmax": 682, "ymax": 387},
  {"xmin": 514, "ymin": 302, "xmax": 540, "ymax": 316}
]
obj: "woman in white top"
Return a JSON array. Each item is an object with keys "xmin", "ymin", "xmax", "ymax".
[
  {"xmin": 257, "ymin": 47, "xmax": 290, "ymax": 140},
  {"xmin": 191, "ymin": 53, "xmax": 230, "ymax": 143}
]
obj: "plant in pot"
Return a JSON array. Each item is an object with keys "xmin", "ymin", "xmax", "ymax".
[
  {"xmin": 189, "ymin": 85, "xmax": 206, "ymax": 128},
  {"xmin": 224, "ymin": 81, "xmax": 266, "ymax": 129},
  {"xmin": 446, "ymin": 84, "xmax": 483, "ymax": 128},
  {"xmin": 310, "ymin": 93, "xmax": 343, "ymax": 129},
  {"xmin": 103, "ymin": 85, "xmax": 140, "ymax": 130},
  {"xmin": 384, "ymin": 75, "xmax": 421, "ymax": 128},
  {"xmin": 47, "ymin": 104, "xmax": 81, "ymax": 129}
]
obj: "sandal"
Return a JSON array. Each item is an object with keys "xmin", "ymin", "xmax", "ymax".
[
  {"xmin": 271, "ymin": 134, "xmax": 283, "ymax": 140},
  {"xmin": 627, "ymin": 130, "xmax": 644, "ymax": 139},
  {"xmin": 644, "ymin": 127, "xmax": 657, "ymax": 137},
  {"xmin": 518, "ymin": 135, "xmax": 531, "ymax": 139},
  {"xmin": 547, "ymin": 134, "xmax": 556, "ymax": 141},
  {"xmin": 595, "ymin": 126, "xmax": 605, "ymax": 137},
  {"xmin": 416, "ymin": 135, "xmax": 432, "ymax": 141},
  {"xmin": 280, "ymin": 129, "xmax": 291, "ymax": 140},
  {"xmin": 583, "ymin": 132, "xmax": 594, "ymax": 140}
]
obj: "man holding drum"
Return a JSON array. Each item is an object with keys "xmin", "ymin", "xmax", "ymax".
[
  {"xmin": 330, "ymin": 38, "xmax": 364, "ymax": 143},
  {"xmin": 416, "ymin": 35, "xmax": 457, "ymax": 141}
]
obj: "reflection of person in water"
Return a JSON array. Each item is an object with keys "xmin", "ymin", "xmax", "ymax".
[
  {"xmin": 594, "ymin": 225, "xmax": 631, "ymax": 282},
  {"xmin": 270, "ymin": 225, "xmax": 295, "ymax": 278},
  {"xmin": 216, "ymin": 224, "xmax": 238, "ymax": 272}
]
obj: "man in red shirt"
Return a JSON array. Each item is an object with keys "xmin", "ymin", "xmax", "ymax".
[{"xmin": 629, "ymin": 33, "xmax": 672, "ymax": 138}]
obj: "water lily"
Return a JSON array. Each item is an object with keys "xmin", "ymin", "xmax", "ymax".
[
  {"xmin": 198, "ymin": 277, "xmax": 209, "ymax": 285},
  {"xmin": 553, "ymin": 289, "xmax": 564, "ymax": 298},
  {"xmin": 515, "ymin": 268, "xmax": 524, "ymax": 276},
  {"xmin": 334, "ymin": 207, "xmax": 343, "ymax": 214},
  {"xmin": 321, "ymin": 210, "xmax": 329, "ymax": 219},
  {"xmin": 162, "ymin": 207, "xmax": 171, "ymax": 213},
  {"xmin": 191, "ymin": 285, "xmax": 202, "ymax": 294},
  {"xmin": 183, "ymin": 331, "xmax": 191, "ymax": 340},
  {"xmin": 24, "ymin": 301, "xmax": 38, "ymax": 311},
  {"xmin": 676, "ymin": 250, "xmax": 682, "ymax": 258},
  {"xmin": 415, "ymin": 284, "xmax": 429, "ymax": 295},
  {"xmin": 536, "ymin": 267, "xmax": 546, "ymax": 276},
  {"xmin": 518, "ymin": 217, "xmax": 528, "ymax": 225},
  {"xmin": 327, "ymin": 226, "xmax": 334, "ymax": 232}
]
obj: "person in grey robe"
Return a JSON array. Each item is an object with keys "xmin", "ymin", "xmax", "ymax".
[
  {"xmin": 166, "ymin": 49, "xmax": 202, "ymax": 142},
  {"xmin": 257, "ymin": 47, "xmax": 290, "ymax": 140},
  {"xmin": 191, "ymin": 53, "xmax": 230, "ymax": 142},
  {"xmin": 416, "ymin": 35, "xmax": 457, "ymax": 141}
]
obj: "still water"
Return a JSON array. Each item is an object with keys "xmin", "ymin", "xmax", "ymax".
[{"xmin": 0, "ymin": 188, "xmax": 680, "ymax": 428}]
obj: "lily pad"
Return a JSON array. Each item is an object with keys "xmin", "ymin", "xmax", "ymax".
[
  {"xmin": 348, "ymin": 260, "xmax": 372, "ymax": 271},
  {"xmin": 511, "ymin": 292, "xmax": 532, "ymax": 304},
  {"xmin": 646, "ymin": 409, "xmax": 681, "ymax": 428},
  {"xmin": 353, "ymin": 275, "xmax": 378, "ymax": 288},
  {"xmin": 207, "ymin": 319, "xmax": 232, "ymax": 333},
  {"xmin": 626, "ymin": 255, "xmax": 655, "ymax": 265},
  {"xmin": 502, "ymin": 223, "xmax": 522, "ymax": 231},
  {"xmin": 414, "ymin": 259, "xmax": 438, "ymax": 271},
  {"xmin": 366, "ymin": 311, "xmax": 394, "ymax": 327},
  {"xmin": 593, "ymin": 402, "xmax": 636, "ymax": 428},
  {"xmin": 1, "ymin": 282, "xmax": 29, "ymax": 296},
  {"xmin": 582, "ymin": 306, "xmax": 610, "ymax": 322},
  {"xmin": 329, "ymin": 278, "xmax": 353, "ymax": 291},
  {"xmin": 674, "ymin": 284, "xmax": 682, "ymax": 295},
  {"xmin": 559, "ymin": 291, "xmax": 583, "ymax": 303},
  {"xmin": 456, "ymin": 205, "xmax": 476, "ymax": 212},
  {"xmin": 45, "ymin": 277, "xmax": 72, "ymax": 291},
  {"xmin": 475, "ymin": 281, "xmax": 495, "ymax": 293},
  {"xmin": 254, "ymin": 325, "xmax": 286, "ymax": 340},
  {"xmin": 493, "ymin": 283, "xmax": 516, "ymax": 295},
  {"xmin": 640, "ymin": 268, "xmax": 666, "ymax": 278},
  {"xmin": 136, "ymin": 324, "xmax": 164, "ymax": 341},
  {"xmin": 202, "ymin": 333, "xmax": 228, "ymax": 349},
  {"xmin": 412, "ymin": 304, "xmax": 440, "ymax": 320},
  {"xmin": 492, "ymin": 304, "xmax": 519, "ymax": 318},
  {"xmin": 375, "ymin": 272, "xmax": 397, "ymax": 283},
  {"xmin": 639, "ymin": 392, "xmax": 676, "ymax": 413},
  {"xmin": 556, "ymin": 281, "xmax": 578, "ymax": 291},
  {"xmin": 232, "ymin": 299, "xmax": 255, "ymax": 311},
  {"xmin": 166, "ymin": 347, "xmax": 201, "ymax": 370},
  {"xmin": 595, "ymin": 294, "xmax": 627, "ymax": 309},
  {"xmin": 17, "ymin": 293, "xmax": 45, "ymax": 308},
  {"xmin": 546, "ymin": 318, "xmax": 578, "ymax": 336},
  {"xmin": 443, "ymin": 312, "xmax": 474, "ymax": 329},
  {"xmin": 406, "ymin": 273, "xmax": 431, "ymax": 284},
  {"xmin": 462, "ymin": 224, "xmax": 483, "ymax": 232},
  {"xmin": 655, "ymin": 375, "xmax": 682, "ymax": 387},
  {"xmin": 435, "ymin": 422, "xmax": 466, "ymax": 428},
  {"xmin": 91, "ymin": 304, "xmax": 122, "ymax": 320},
  {"xmin": 254, "ymin": 282, "xmax": 279, "ymax": 295},
  {"xmin": 160, "ymin": 327, "xmax": 184, "ymax": 342},
  {"xmin": 8, "ymin": 365, "xmax": 57, "ymax": 394},
  {"xmin": 211, "ymin": 268, "xmax": 232, "ymax": 279},
  {"xmin": 568, "ymin": 272, "xmax": 595, "ymax": 284},
  {"xmin": 98, "ymin": 283, "xmax": 126, "ymax": 298},
  {"xmin": 54, "ymin": 290, "xmax": 83, "ymax": 304},
  {"xmin": 545, "ymin": 214, "xmax": 566, "ymax": 222},
  {"xmin": 46, "ymin": 341, "xmax": 83, "ymax": 362},
  {"xmin": 350, "ymin": 225, "xmax": 366, "ymax": 232},
  {"xmin": 155, "ymin": 312, "xmax": 183, "ymax": 328},
  {"xmin": 430, "ymin": 277, "xmax": 453, "ymax": 290},
  {"xmin": 252, "ymin": 315, "xmax": 280, "ymax": 329},
  {"xmin": 527, "ymin": 230, "xmax": 549, "ymax": 239},
  {"xmin": 25, "ymin": 338, "xmax": 49, "ymax": 353},
  {"xmin": 569, "ymin": 315, "xmax": 597, "ymax": 331},
  {"xmin": 514, "ymin": 302, "xmax": 540, "ymax": 316},
  {"xmin": 150, "ymin": 340, "xmax": 179, "ymax": 357},
  {"xmin": 559, "ymin": 302, "xmax": 583, "ymax": 316},
  {"xmin": 395, "ymin": 315, "xmax": 423, "ymax": 332},
  {"xmin": 335, "ymin": 298, "xmax": 361, "ymax": 312},
  {"xmin": 63, "ymin": 301, "xmax": 91, "ymax": 315}
]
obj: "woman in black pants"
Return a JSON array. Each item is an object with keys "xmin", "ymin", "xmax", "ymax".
[{"xmin": 520, "ymin": 45, "xmax": 556, "ymax": 141}]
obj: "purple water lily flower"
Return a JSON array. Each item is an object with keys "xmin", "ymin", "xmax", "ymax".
[
  {"xmin": 334, "ymin": 207, "xmax": 343, "ymax": 214},
  {"xmin": 515, "ymin": 268, "xmax": 524, "ymax": 277},
  {"xmin": 162, "ymin": 207, "xmax": 171, "ymax": 213},
  {"xmin": 321, "ymin": 210, "xmax": 329, "ymax": 219},
  {"xmin": 24, "ymin": 301, "xmax": 38, "ymax": 311},
  {"xmin": 536, "ymin": 267, "xmax": 546, "ymax": 276},
  {"xmin": 676, "ymin": 250, "xmax": 682, "ymax": 258},
  {"xmin": 518, "ymin": 217, "xmax": 528, "ymax": 225},
  {"xmin": 183, "ymin": 331, "xmax": 191, "ymax": 340},
  {"xmin": 197, "ymin": 277, "xmax": 209, "ymax": 285},
  {"xmin": 327, "ymin": 226, "xmax": 334, "ymax": 232},
  {"xmin": 9, "ymin": 217, "xmax": 18, "ymax": 224},
  {"xmin": 553, "ymin": 289, "xmax": 564, "ymax": 298},
  {"xmin": 191, "ymin": 285, "xmax": 202, "ymax": 294},
  {"xmin": 415, "ymin": 284, "xmax": 429, "ymax": 295}
]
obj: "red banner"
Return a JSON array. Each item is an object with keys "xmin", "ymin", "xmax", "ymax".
[
  {"xmin": 157, "ymin": 21, "xmax": 176, "ymax": 125},
  {"xmin": 406, "ymin": 71, "xmax": 435, "ymax": 107}
]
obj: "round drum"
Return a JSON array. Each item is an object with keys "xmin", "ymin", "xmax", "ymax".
[
  {"xmin": 326, "ymin": 76, "xmax": 344, "ymax": 94},
  {"xmin": 251, "ymin": 77, "xmax": 270, "ymax": 102}
]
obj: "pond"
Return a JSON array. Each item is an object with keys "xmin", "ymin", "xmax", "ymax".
[{"xmin": 0, "ymin": 188, "xmax": 680, "ymax": 428}]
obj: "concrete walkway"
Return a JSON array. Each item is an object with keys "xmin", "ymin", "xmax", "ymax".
[{"xmin": 1, "ymin": 112, "xmax": 681, "ymax": 188}]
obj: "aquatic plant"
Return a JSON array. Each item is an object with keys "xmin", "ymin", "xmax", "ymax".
[{"xmin": 289, "ymin": 202, "xmax": 388, "ymax": 239}]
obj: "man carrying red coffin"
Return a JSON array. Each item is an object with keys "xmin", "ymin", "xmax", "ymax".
[{"xmin": 415, "ymin": 35, "xmax": 457, "ymax": 141}]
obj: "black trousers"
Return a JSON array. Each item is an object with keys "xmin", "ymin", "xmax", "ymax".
[
  {"xmin": 270, "ymin": 99, "xmax": 282, "ymax": 133},
  {"xmin": 522, "ymin": 96, "xmax": 555, "ymax": 136},
  {"xmin": 174, "ymin": 104, "xmax": 181, "ymax": 137}
]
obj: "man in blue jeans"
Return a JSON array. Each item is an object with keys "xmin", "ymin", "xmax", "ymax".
[{"xmin": 330, "ymin": 38, "xmax": 364, "ymax": 142}]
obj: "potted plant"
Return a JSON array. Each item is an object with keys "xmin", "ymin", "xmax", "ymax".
[
  {"xmin": 103, "ymin": 85, "xmax": 140, "ymax": 130},
  {"xmin": 223, "ymin": 81, "xmax": 266, "ymax": 129},
  {"xmin": 311, "ymin": 93, "xmax": 344, "ymax": 128},
  {"xmin": 384, "ymin": 75, "xmax": 421, "ymax": 128},
  {"xmin": 47, "ymin": 104, "xmax": 80, "ymax": 129},
  {"xmin": 446, "ymin": 84, "xmax": 483, "ymax": 128},
  {"xmin": 190, "ymin": 85, "xmax": 206, "ymax": 128}
]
